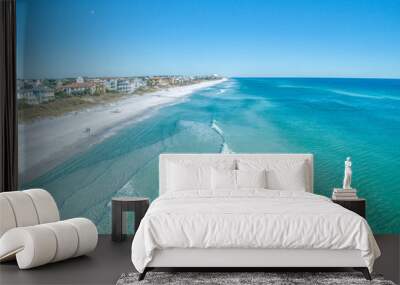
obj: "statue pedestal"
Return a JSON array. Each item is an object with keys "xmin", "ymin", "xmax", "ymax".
[
  {"xmin": 333, "ymin": 188, "xmax": 357, "ymax": 192},
  {"xmin": 332, "ymin": 188, "xmax": 358, "ymax": 200}
]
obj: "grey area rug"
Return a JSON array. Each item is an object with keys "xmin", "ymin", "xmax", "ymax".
[{"xmin": 116, "ymin": 272, "xmax": 396, "ymax": 285}]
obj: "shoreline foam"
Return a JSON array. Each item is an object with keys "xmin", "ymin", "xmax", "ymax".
[{"xmin": 19, "ymin": 78, "xmax": 227, "ymax": 182}]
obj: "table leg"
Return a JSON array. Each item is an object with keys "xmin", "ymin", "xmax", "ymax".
[{"xmin": 112, "ymin": 202, "xmax": 123, "ymax": 241}]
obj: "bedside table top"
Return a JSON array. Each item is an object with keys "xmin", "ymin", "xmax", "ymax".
[
  {"xmin": 112, "ymin": 196, "xmax": 149, "ymax": 202},
  {"xmin": 332, "ymin": 198, "xmax": 365, "ymax": 202}
]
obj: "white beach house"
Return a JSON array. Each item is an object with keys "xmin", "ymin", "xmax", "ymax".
[{"xmin": 17, "ymin": 87, "xmax": 55, "ymax": 105}]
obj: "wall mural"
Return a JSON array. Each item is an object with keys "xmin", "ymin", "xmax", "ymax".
[{"xmin": 17, "ymin": 0, "xmax": 400, "ymax": 234}]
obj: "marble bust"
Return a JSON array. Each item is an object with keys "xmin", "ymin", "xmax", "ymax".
[{"xmin": 342, "ymin": 157, "xmax": 352, "ymax": 189}]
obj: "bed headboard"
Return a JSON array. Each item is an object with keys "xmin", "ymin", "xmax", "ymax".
[{"xmin": 159, "ymin": 153, "xmax": 314, "ymax": 195}]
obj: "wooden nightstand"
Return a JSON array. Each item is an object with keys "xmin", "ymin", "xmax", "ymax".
[{"xmin": 332, "ymin": 198, "xmax": 366, "ymax": 218}]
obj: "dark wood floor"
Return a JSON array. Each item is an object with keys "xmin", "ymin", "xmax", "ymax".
[
  {"xmin": 1, "ymin": 235, "xmax": 399, "ymax": 285},
  {"xmin": 0, "ymin": 235, "xmax": 133, "ymax": 285}
]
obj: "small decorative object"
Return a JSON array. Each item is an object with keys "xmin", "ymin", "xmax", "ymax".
[
  {"xmin": 332, "ymin": 157, "xmax": 358, "ymax": 200},
  {"xmin": 332, "ymin": 188, "xmax": 357, "ymax": 200},
  {"xmin": 342, "ymin": 157, "xmax": 352, "ymax": 190}
]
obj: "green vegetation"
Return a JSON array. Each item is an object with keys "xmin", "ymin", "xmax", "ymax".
[
  {"xmin": 18, "ymin": 92, "xmax": 130, "ymax": 123},
  {"xmin": 134, "ymin": 86, "xmax": 159, "ymax": 95}
]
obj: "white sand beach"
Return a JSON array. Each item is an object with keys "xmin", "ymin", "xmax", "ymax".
[{"xmin": 19, "ymin": 78, "xmax": 227, "ymax": 182}]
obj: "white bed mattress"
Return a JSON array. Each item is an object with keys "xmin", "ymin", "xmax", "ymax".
[{"xmin": 131, "ymin": 190, "xmax": 380, "ymax": 273}]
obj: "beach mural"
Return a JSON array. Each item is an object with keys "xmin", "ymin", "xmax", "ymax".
[{"xmin": 17, "ymin": 0, "xmax": 400, "ymax": 234}]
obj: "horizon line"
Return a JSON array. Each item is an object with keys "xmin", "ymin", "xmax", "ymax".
[
  {"xmin": 18, "ymin": 75, "xmax": 400, "ymax": 80},
  {"xmin": 233, "ymin": 75, "xmax": 400, "ymax": 80}
]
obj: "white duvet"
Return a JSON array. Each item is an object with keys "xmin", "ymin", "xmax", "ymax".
[{"xmin": 131, "ymin": 190, "xmax": 380, "ymax": 272}]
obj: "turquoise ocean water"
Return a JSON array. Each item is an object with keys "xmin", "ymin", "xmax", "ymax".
[{"xmin": 25, "ymin": 78, "xmax": 400, "ymax": 234}]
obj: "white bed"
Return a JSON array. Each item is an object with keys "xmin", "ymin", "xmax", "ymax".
[{"xmin": 131, "ymin": 154, "xmax": 380, "ymax": 280}]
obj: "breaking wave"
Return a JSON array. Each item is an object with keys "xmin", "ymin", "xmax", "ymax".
[{"xmin": 211, "ymin": 119, "xmax": 234, "ymax": 153}]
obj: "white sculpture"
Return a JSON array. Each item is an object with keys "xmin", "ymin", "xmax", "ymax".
[{"xmin": 342, "ymin": 157, "xmax": 352, "ymax": 189}]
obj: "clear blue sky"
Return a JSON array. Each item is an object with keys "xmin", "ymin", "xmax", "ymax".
[{"xmin": 17, "ymin": 0, "xmax": 400, "ymax": 79}]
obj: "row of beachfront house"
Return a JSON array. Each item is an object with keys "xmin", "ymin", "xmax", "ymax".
[
  {"xmin": 58, "ymin": 78, "xmax": 147, "ymax": 95},
  {"xmin": 17, "ymin": 75, "xmax": 220, "ymax": 105},
  {"xmin": 17, "ymin": 77, "xmax": 147, "ymax": 105},
  {"xmin": 146, "ymin": 76, "xmax": 198, "ymax": 87},
  {"xmin": 57, "ymin": 81, "xmax": 106, "ymax": 96}
]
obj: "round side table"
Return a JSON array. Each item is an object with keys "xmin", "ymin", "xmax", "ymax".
[{"xmin": 111, "ymin": 197, "xmax": 149, "ymax": 242}]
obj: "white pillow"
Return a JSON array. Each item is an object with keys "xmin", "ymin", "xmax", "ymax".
[
  {"xmin": 167, "ymin": 162, "xmax": 211, "ymax": 191},
  {"xmin": 211, "ymin": 168, "xmax": 236, "ymax": 191},
  {"xmin": 236, "ymin": 169, "xmax": 267, "ymax": 189},
  {"xmin": 238, "ymin": 159, "xmax": 307, "ymax": 191}
]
